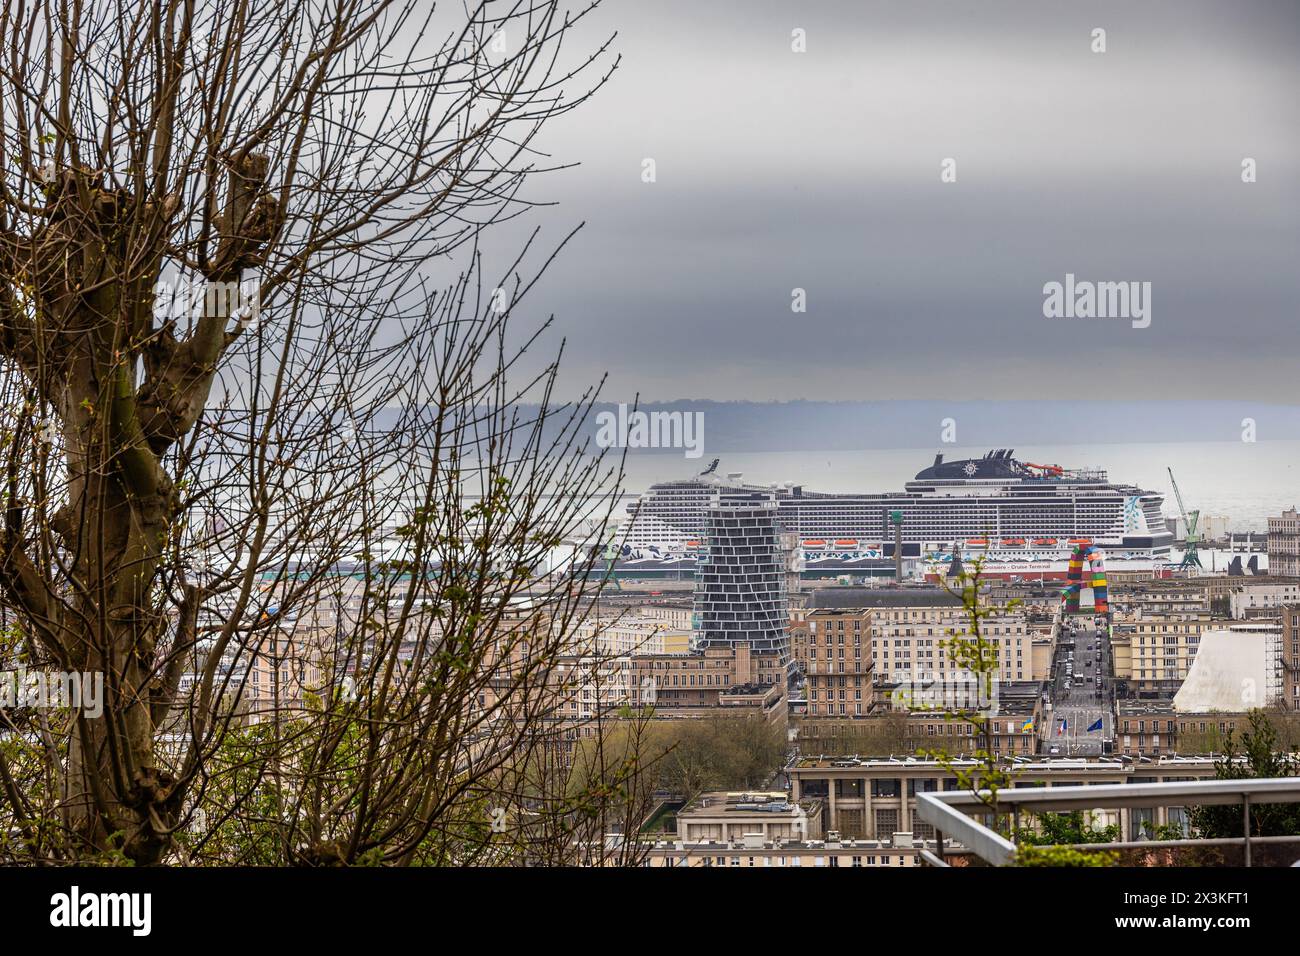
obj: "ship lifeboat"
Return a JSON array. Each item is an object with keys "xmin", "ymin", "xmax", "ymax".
[
  {"xmin": 685, "ymin": 540, "xmax": 700, "ymax": 549},
  {"xmin": 1001, "ymin": 537, "xmax": 1025, "ymax": 547},
  {"xmin": 834, "ymin": 538, "xmax": 858, "ymax": 547},
  {"xmin": 1068, "ymin": 538, "xmax": 1092, "ymax": 546},
  {"xmin": 802, "ymin": 538, "xmax": 826, "ymax": 548},
  {"xmin": 966, "ymin": 537, "xmax": 990, "ymax": 547},
  {"xmin": 1033, "ymin": 537, "xmax": 1057, "ymax": 546}
]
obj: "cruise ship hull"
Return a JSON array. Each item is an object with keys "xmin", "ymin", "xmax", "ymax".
[
  {"xmin": 603, "ymin": 549, "xmax": 1174, "ymax": 581},
  {"xmin": 602, "ymin": 450, "xmax": 1175, "ymax": 582}
]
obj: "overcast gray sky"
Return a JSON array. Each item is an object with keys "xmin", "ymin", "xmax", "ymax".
[{"xmin": 497, "ymin": 0, "xmax": 1300, "ymax": 403}]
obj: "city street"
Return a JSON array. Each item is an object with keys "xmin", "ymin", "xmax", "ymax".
[{"xmin": 1044, "ymin": 620, "xmax": 1113, "ymax": 756}]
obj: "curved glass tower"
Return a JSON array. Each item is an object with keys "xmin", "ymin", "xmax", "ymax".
[{"xmin": 692, "ymin": 494, "xmax": 791, "ymax": 668}]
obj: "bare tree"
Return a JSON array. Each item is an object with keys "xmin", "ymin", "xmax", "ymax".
[
  {"xmin": 477, "ymin": 698, "xmax": 664, "ymax": 867},
  {"xmin": 0, "ymin": 0, "xmax": 625, "ymax": 865}
]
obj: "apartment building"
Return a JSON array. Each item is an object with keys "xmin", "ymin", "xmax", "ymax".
[
  {"xmin": 1230, "ymin": 582, "xmax": 1300, "ymax": 620},
  {"xmin": 799, "ymin": 587, "xmax": 1042, "ymax": 683},
  {"xmin": 1284, "ymin": 605, "xmax": 1300, "ymax": 711},
  {"xmin": 1198, "ymin": 574, "xmax": 1289, "ymax": 605},
  {"xmin": 870, "ymin": 604, "xmax": 1031, "ymax": 684},
  {"xmin": 571, "ymin": 614, "xmax": 690, "ymax": 656},
  {"xmin": 1118, "ymin": 612, "xmax": 1210, "ymax": 685},
  {"xmin": 634, "ymin": 603, "xmax": 694, "ymax": 631},
  {"xmin": 1115, "ymin": 701, "xmax": 1248, "ymax": 756},
  {"xmin": 790, "ymin": 600, "xmax": 1041, "ymax": 718},
  {"xmin": 789, "ymin": 609, "xmax": 873, "ymax": 718},
  {"xmin": 478, "ymin": 630, "xmax": 790, "ymax": 768},
  {"xmin": 796, "ymin": 709, "xmax": 1042, "ymax": 758},
  {"xmin": 627, "ymin": 645, "xmax": 787, "ymax": 724},
  {"xmin": 242, "ymin": 627, "xmax": 331, "ymax": 720},
  {"xmin": 789, "ymin": 755, "xmax": 1222, "ymax": 843},
  {"xmin": 1030, "ymin": 637, "xmax": 1055, "ymax": 680},
  {"xmin": 794, "ymin": 680, "xmax": 1043, "ymax": 757},
  {"xmin": 1111, "ymin": 585, "xmax": 1210, "ymax": 616},
  {"xmin": 1269, "ymin": 509, "xmax": 1300, "ymax": 578},
  {"xmin": 673, "ymin": 791, "xmax": 824, "ymax": 843},
  {"xmin": 641, "ymin": 838, "xmax": 927, "ymax": 868}
]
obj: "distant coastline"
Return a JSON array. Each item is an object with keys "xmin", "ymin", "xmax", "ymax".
[{"xmin": 558, "ymin": 400, "xmax": 1300, "ymax": 453}]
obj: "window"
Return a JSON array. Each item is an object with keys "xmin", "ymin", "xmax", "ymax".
[
  {"xmin": 871, "ymin": 778, "xmax": 900, "ymax": 798},
  {"xmin": 874, "ymin": 809, "xmax": 899, "ymax": 838},
  {"xmin": 1167, "ymin": 806, "xmax": 1190, "ymax": 837},
  {"xmin": 1130, "ymin": 808, "xmax": 1154, "ymax": 841}
]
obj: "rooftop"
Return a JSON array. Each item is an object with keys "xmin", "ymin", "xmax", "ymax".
[
  {"xmin": 1118, "ymin": 698, "xmax": 1177, "ymax": 715},
  {"xmin": 646, "ymin": 837, "xmax": 936, "ymax": 852},
  {"xmin": 810, "ymin": 587, "xmax": 963, "ymax": 610},
  {"xmin": 681, "ymin": 791, "xmax": 818, "ymax": 817},
  {"xmin": 792, "ymin": 754, "xmax": 1222, "ymax": 771}
]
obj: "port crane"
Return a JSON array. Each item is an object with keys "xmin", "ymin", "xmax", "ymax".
[{"xmin": 1167, "ymin": 467, "xmax": 1202, "ymax": 570}]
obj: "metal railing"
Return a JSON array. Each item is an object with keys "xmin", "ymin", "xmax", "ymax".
[{"xmin": 914, "ymin": 777, "xmax": 1300, "ymax": 866}]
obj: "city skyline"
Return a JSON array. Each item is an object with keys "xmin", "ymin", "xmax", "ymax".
[{"xmin": 0, "ymin": 0, "xmax": 1295, "ymax": 911}]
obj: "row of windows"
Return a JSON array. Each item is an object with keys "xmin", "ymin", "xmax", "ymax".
[
  {"xmin": 678, "ymin": 854, "xmax": 911, "ymax": 867},
  {"xmin": 1121, "ymin": 720, "xmax": 1236, "ymax": 733}
]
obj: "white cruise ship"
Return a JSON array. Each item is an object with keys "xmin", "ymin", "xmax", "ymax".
[{"xmin": 609, "ymin": 451, "xmax": 1174, "ymax": 580}]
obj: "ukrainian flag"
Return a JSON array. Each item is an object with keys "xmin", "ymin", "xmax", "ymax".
[{"xmin": 1020, "ymin": 718, "xmax": 1034, "ymax": 733}]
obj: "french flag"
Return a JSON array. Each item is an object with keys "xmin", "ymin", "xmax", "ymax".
[{"xmin": 1057, "ymin": 718, "xmax": 1068, "ymax": 737}]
